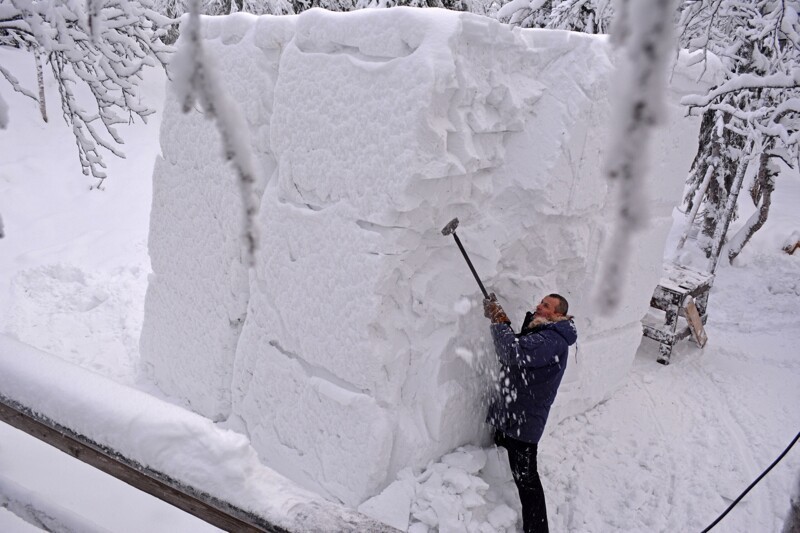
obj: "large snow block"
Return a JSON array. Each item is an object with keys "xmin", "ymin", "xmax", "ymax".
[{"xmin": 142, "ymin": 8, "xmax": 705, "ymax": 507}]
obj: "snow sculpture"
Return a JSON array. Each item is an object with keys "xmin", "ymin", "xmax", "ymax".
[{"xmin": 142, "ymin": 8, "xmax": 705, "ymax": 507}]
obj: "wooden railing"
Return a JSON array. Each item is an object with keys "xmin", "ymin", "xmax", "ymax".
[{"xmin": 0, "ymin": 394, "xmax": 398, "ymax": 532}]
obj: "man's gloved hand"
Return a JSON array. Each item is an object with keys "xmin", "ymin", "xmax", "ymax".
[{"xmin": 483, "ymin": 293, "xmax": 510, "ymax": 324}]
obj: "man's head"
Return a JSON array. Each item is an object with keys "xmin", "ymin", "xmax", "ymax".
[{"xmin": 534, "ymin": 293, "xmax": 569, "ymax": 321}]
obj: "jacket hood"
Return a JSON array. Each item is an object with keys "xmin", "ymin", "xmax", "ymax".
[{"xmin": 540, "ymin": 316, "xmax": 578, "ymax": 346}]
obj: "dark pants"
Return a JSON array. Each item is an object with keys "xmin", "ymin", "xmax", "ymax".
[{"xmin": 494, "ymin": 431, "xmax": 549, "ymax": 533}]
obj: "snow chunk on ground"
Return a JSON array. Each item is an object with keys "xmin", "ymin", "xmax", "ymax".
[
  {"xmin": 442, "ymin": 447, "xmax": 487, "ymax": 475},
  {"xmin": 357, "ymin": 472, "xmax": 415, "ymax": 531},
  {"xmin": 360, "ymin": 445, "xmax": 521, "ymax": 532}
]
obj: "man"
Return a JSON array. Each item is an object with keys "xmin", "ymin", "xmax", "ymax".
[{"xmin": 483, "ymin": 293, "xmax": 577, "ymax": 533}]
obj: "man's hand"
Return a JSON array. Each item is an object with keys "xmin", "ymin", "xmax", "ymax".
[{"xmin": 483, "ymin": 293, "xmax": 510, "ymax": 324}]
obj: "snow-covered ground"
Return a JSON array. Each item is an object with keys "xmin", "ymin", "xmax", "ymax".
[
  {"xmin": 544, "ymin": 222, "xmax": 800, "ymax": 532},
  {"xmin": 1, "ymin": 33, "xmax": 799, "ymax": 533}
]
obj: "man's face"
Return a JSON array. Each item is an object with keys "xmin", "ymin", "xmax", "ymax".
[{"xmin": 534, "ymin": 296, "xmax": 562, "ymax": 321}]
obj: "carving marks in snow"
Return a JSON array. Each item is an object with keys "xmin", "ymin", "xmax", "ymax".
[
  {"xmin": 268, "ymin": 339, "xmax": 374, "ymax": 399},
  {"xmin": 443, "ymin": 18, "xmax": 544, "ymax": 177},
  {"xmin": 292, "ymin": 8, "xmax": 425, "ymax": 63},
  {"xmin": 271, "ymin": 13, "xmax": 543, "ymax": 213},
  {"xmin": 295, "ymin": 40, "xmax": 416, "ymax": 64}
]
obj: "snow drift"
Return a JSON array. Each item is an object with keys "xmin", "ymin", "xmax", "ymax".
[{"xmin": 141, "ymin": 8, "xmax": 706, "ymax": 507}]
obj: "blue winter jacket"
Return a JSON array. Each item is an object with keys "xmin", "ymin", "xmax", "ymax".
[{"xmin": 487, "ymin": 317, "xmax": 578, "ymax": 444}]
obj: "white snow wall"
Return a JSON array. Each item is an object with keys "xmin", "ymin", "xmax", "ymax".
[{"xmin": 141, "ymin": 8, "xmax": 704, "ymax": 507}]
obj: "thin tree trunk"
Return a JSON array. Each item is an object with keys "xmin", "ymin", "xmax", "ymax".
[
  {"xmin": 707, "ymin": 147, "xmax": 751, "ymax": 273},
  {"xmin": 677, "ymin": 163, "xmax": 715, "ymax": 250},
  {"xmin": 727, "ymin": 153, "xmax": 774, "ymax": 263},
  {"xmin": 35, "ymin": 48, "xmax": 47, "ymax": 123}
]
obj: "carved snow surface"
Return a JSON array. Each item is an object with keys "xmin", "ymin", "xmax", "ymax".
[{"xmin": 141, "ymin": 8, "xmax": 704, "ymax": 508}]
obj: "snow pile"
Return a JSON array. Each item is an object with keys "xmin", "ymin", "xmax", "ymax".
[
  {"xmin": 141, "ymin": 8, "xmax": 707, "ymax": 508},
  {"xmin": 358, "ymin": 445, "xmax": 521, "ymax": 532}
]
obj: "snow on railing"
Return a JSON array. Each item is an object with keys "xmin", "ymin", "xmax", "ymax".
[{"xmin": 0, "ymin": 336, "xmax": 400, "ymax": 533}]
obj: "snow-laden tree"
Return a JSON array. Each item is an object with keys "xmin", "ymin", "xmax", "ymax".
[
  {"xmin": 0, "ymin": 0, "xmax": 173, "ymax": 187},
  {"xmin": 354, "ymin": 0, "xmax": 484, "ymax": 12},
  {"xmin": 151, "ymin": 0, "xmax": 341, "ymax": 18},
  {"xmin": 488, "ymin": 0, "xmax": 798, "ymax": 271},
  {"xmin": 677, "ymin": 0, "xmax": 800, "ymax": 269},
  {"xmin": 494, "ymin": 0, "xmax": 613, "ymax": 32},
  {"xmin": 152, "ymin": 0, "xmax": 478, "ymax": 18},
  {"xmin": 194, "ymin": 0, "xmax": 293, "ymax": 15}
]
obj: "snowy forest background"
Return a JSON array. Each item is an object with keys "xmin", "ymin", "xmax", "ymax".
[{"xmin": 1, "ymin": 0, "xmax": 800, "ymax": 532}]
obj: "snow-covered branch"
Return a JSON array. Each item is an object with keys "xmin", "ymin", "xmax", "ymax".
[
  {"xmin": 172, "ymin": 0, "xmax": 261, "ymax": 266},
  {"xmin": 682, "ymin": 71, "xmax": 800, "ymax": 109},
  {"xmin": 675, "ymin": 0, "xmax": 800, "ymax": 264},
  {"xmin": 0, "ymin": 0, "xmax": 174, "ymax": 187},
  {"xmin": 677, "ymin": 0, "xmax": 800, "ymax": 150},
  {"xmin": 694, "ymin": 99, "xmax": 800, "ymax": 148},
  {"xmin": 0, "ymin": 63, "xmax": 37, "ymax": 101},
  {"xmin": 494, "ymin": 0, "xmax": 613, "ymax": 31}
]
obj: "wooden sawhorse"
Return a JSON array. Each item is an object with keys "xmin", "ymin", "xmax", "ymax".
[{"xmin": 642, "ymin": 263, "xmax": 713, "ymax": 364}]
